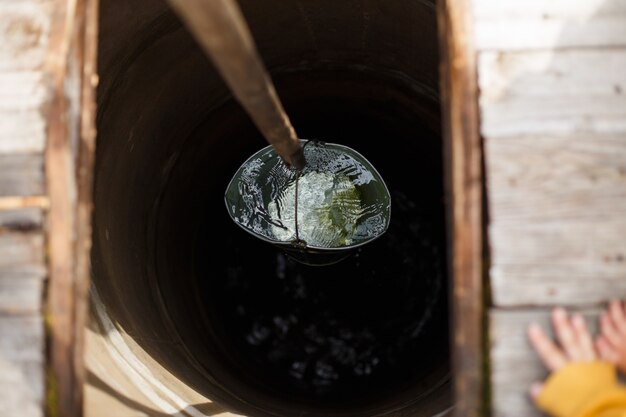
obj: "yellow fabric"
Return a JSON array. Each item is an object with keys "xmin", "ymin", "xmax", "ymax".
[{"xmin": 537, "ymin": 362, "xmax": 626, "ymax": 417}]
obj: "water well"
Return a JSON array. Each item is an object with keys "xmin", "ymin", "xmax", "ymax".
[{"xmin": 92, "ymin": 0, "xmax": 450, "ymax": 415}]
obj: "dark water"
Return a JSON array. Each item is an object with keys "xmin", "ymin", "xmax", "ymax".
[{"xmin": 198, "ymin": 186, "xmax": 447, "ymax": 403}]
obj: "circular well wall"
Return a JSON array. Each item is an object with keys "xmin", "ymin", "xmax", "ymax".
[{"xmin": 92, "ymin": 1, "xmax": 451, "ymax": 415}]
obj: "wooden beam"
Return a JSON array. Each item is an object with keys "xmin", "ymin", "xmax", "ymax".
[
  {"xmin": 0, "ymin": 196, "xmax": 49, "ymax": 211},
  {"xmin": 45, "ymin": 0, "xmax": 98, "ymax": 416},
  {"xmin": 437, "ymin": 0, "xmax": 485, "ymax": 415},
  {"xmin": 73, "ymin": 0, "xmax": 99, "ymax": 412}
]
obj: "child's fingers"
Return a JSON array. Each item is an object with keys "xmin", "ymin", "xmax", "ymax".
[
  {"xmin": 552, "ymin": 308, "xmax": 583, "ymax": 361},
  {"xmin": 572, "ymin": 314, "xmax": 596, "ymax": 361},
  {"xmin": 596, "ymin": 336, "xmax": 620, "ymax": 363},
  {"xmin": 609, "ymin": 300, "xmax": 626, "ymax": 335},
  {"xmin": 529, "ymin": 382, "xmax": 544, "ymax": 401},
  {"xmin": 600, "ymin": 312, "xmax": 623, "ymax": 349},
  {"xmin": 528, "ymin": 323, "xmax": 567, "ymax": 371}
]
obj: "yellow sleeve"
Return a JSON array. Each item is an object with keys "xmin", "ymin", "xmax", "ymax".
[{"xmin": 537, "ymin": 362, "xmax": 626, "ymax": 417}]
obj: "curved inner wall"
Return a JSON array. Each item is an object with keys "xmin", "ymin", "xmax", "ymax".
[{"xmin": 92, "ymin": 1, "xmax": 450, "ymax": 416}]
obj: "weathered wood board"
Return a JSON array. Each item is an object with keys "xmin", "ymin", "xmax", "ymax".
[
  {"xmin": 0, "ymin": 3, "xmax": 50, "ymax": 415},
  {"xmin": 0, "ymin": 233, "xmax": 45, "ymax": 313},
  {"xmin": 0, "ymin": 154, "xmax": 45, "ymax": 197},
  {"xmin": 0, "ymin": 112, "xmax": 47, "ymax": 154},
  {"xmin": 0, "ymin": 355, "xmax": 44, "ymax": 417},
  {"xmin": 0, "ymin": 1, "xmax": 52, "ymax": 72},
  {"xmin": 479, "ymin": 49, "xmax": 626, "ymax": 137},
  {"xmin": 0, "ymin": 208, "xmax": 43, "ymax": 230},
  {"xmin": 486, "ymin": 134, "xmax": 626, "ymax": 306},
  {"xmin": 490, "ymin": 308, "xmax": 601, "ymax": 417},
  {"xmin": 0, "ymin": 326, "xmax": 44, "ymax": 417},
  {"xmin": 472, "ymin": 0, "xmax": 626, "ymax": 51}
]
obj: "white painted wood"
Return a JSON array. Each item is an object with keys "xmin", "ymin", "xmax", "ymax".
[
  {"xmin": 490, "ymin": 308, "xmax": 600, "ymax": 417},
  {"xmin": 479, "ymin": 49, "xmax": 626, "ymax": 137},
  {"xmin": 472, "ymin": 0, "xmax": 626, "ymax": 51},
  {"xmin": 0, "ymin": 111, "xmax": 46, "ymax": 154},
  {"xmin": 0, "ymin": 72, "xmax": 48, "ymax": 111},
  {"xmin": 0, "ymin": 1, "xmax": 52, "ymax": 72}
]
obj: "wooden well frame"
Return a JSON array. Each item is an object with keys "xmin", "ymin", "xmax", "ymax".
[{"xmin": 43, "ymin": 0, "xmax": 485, "ymax": 415}]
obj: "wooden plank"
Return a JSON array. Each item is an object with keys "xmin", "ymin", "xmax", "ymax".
[
  {"xmin": 486, "ymin": 134, "xmax": 626, "ymax": 223},
  {"xmin": 45, "ymin": 0, "xmax": 99, "ymax": 415},
  {"xmin": 0, "ymin": 276, "xmax": 43, "ymax": 314},
  {"xmin": 0, "ymin": 316, "xmax": 43, "ymax": 362},
  {"xmin": 0, "ymin": 1, "xmax": 53, "ymax": 72},
  {"xmin": 472, "ymin": 0, "xmax": 626, "ymax": 51},
  {"xmin": 0, "ymin": 110, "xmax": 46, "ymax": 154},
  {"xmin": 486, "ymin": 133, "xmax": 626, "ymax": 306},
  {"xmin": 479, "ymin": 49, "xmax": 626, "ymax": 137},
  {"xmin": 0, "ymin": 71, "xmax": 48, "ymax": 111},
  {"xmin": 0, "ymin": 196, "xmax": 49, "ymax": 211},
  {"xmin": 73, "ymin": 0, "xmax": 99, "ymax": 414},
  {"xmin": 0, "ymin": 356, "xmax": 43, "ymax": 417},
  {"xmin": 0, "ymin": 154, "xmax": 44, "ymax": 197},
  {"xmin": 437, "ymin": 0, "xmax": 484, "ymax": 415},
  {"xmin": 490, "ymin": 308, "xmax": 601, "ymax": 417},
  {"xmin": 0, "ymin": 316, "xmax": 44, "ymax": 413},
  {"xmin": 490, "ymin": 221, "xmax": 626, "ymax": 306},
  {"xmin": 0, "ymin": 208, "xmax": 43, "ymax": 230},
  {"xmin": 0, "ymin": 232, "xmax": 45, "ymax": 274}
]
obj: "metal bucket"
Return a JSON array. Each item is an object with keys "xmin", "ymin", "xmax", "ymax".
[{"xmin": 225, "ymin": 140, "xmax": 391, "ymax": 266}]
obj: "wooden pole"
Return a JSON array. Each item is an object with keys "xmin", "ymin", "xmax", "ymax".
[
  {"xmin": 45, "ymin": 0, "xmax": 98, "ymax": 415},
  {"xmin": 437, "ymin": 0, "xmax": 485, "ymax": 415},
  {"xmin": 167, "ymin": 0, "xmax": 305, "ymax": 169}
]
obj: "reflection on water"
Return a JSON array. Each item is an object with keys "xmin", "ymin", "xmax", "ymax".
[{"xmin": 225, "ymin": 141, "xmax": 390, "ymax": 249}]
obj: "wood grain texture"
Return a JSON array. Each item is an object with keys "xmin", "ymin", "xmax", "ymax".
[
  {"xmin": 487, "ymin": 134, "xmax": 626, "ymax": 223},
  {"xmin": 72, "ymin": 0, "xmax": 99, "ymax": 412},
  {"xmin": 0, "ymin": 232, "xmax": 45, "ymax": 274},
  {"xmin": 490, "ymin": 308, "xmax": 601, "ymax": 417},
  {"xmin": 166, "ymin": 0, "xmax": 304, "ymax": 168},
  {"xmin": 479, "ymin": 49, "xmax": 626, "ymax": 138},
  {"xmin": 0, "ymin": 0, "xmax": 53, "ymax": 72},
  {"xmin": 0, "ymin": 110, "xmax": 47, "ymax": 154},
  {"xmin": 0, "ymin": 316, "xmax": 44, "ymax": 416},
  {"xmin": 44, "ymin": 0, "xmax": 98, "ymax": 415},
  {"xmin": 490, "ymin": 221, "xmax": 626, "ymax": 306},
  {"xmin": 0, "ymin": 316, "xmax": 44, "ymax": 362},
  {"xmin": 437, "ymin": 0, "xmax": 484, "ymax": 415},
  {"xmin": 0, "ymin": 71, "xmax": 47, "ymax": 110},
  {"xmin": 0, "ymin": 208, "xmax": 43, "ymax": 230},
  {"xmin": 0, "ymin": 154, "xmax": 45, "ymax": 196},
  {"xmin": 0, "ymin": 356, "xmax": 43, "ymax": 417},
  {"xmin": 0, "ymin": 276, "xmax": 44, "ymax": 314},
  {"xmin": 485, "ymin": 136, "xmax": 626, "ymax": 307},
  {"xmin": 0, "ymin": 3, "xmax": 51, "ymax": 416},
  {"xmin": 472, "ymin": 0, "xmax": 626, "ymax": 51}
]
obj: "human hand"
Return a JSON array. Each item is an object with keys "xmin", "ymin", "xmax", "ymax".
[
  {"xmin": 596, "ymin": 300, "xmax": 626, "ymax": 374},
  {"xmin": 527, "ymin": 307, "xmax": 598, "ymax": 399}
]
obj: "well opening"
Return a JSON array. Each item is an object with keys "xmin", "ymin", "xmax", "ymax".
[{"xmin": 92, "ymin": 1, "xmax": 450, "ymax": 415}]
